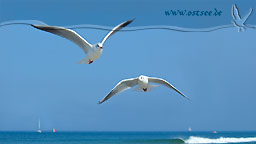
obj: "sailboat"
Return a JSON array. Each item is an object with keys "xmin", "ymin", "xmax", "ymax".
[{"xmin": 37, "ymin": 119, "xmax": 42, "ymax": 133}]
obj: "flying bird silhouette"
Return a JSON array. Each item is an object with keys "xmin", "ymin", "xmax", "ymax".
[
  {"xmin": 232, "ymin": 4, "xmax": 253, "ymax": 32},
  {"xmin": 31, "ymin": 19, "xmax": 134, "ymax": 64},
  {"xmin": 98, "ymin": 75, "xmax": 190, "ymax": 104}
]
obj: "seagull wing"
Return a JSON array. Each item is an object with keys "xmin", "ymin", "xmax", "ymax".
[
  {"xmin": 31, "ymin": 24, "xmax": 92, "ymax": 54},
  {"xmin": 242, "ymin": 8, "xmax": 253, "ymax": 23},
  {"xmin": 232, "ymin": 4, "xmax": 241, "ymax": 20},
  {"xmin": 100, "ymin": 18, "xmax": 134, "ymax": 45},
  {"xmin": 148, "ymin": 77, "xmax": 190, "ymax": 100},
  {"xmin": 98, "ymin": 78, "xmax": 138, "ymax": 104}
]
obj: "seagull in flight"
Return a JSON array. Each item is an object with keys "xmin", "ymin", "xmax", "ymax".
[
  {"xmin": 232, "ymin": 4, "xmax": 253, "ymax": 32},
  {"xmin": 31, "ymin": 19, "xmax": 134, "ymax": 64},
  {"xmin": 98, "ymin": 75, "xmax": 190, "ymax": 104}
]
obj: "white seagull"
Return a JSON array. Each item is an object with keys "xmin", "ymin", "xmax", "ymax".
[
  {"xmin": 31, "ymin": 19, "xmax": 134, "ymax": 64},
  {"xmin": 98, "ymin": 75, "xmax": 190, "ymax": 104},
  {"xmin": 232, "ymin": 4, "xmax": 253, "ymax": 32}
]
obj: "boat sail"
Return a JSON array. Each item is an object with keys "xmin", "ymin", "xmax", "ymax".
[{"xmin": 37, "ymin": 119, "xmax": 42, "ymax": 133}]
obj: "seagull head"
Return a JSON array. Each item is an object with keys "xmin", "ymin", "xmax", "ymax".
[
  {"xmin": 138, "ymin": 75, "xmax": 149, "ymax": 88},
  {"xmin": 138, "ymin": 75, "xmax": 147, "ymax": 81},
  {"xmin": 96, "ymin": 43, "xmax": 103, "ymax": 49}
]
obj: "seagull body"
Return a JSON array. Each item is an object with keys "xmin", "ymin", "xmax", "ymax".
[
  {"xmin": 31, "ymin": 19, "xmax": 134, "ymax": 64},
  {"xmin": 138, "ymin": 75, "xmax": 149, "ymax": 92},
  {"xmin": 80, "ymin": 44, "xmax": 103, "ymax": 64},
  {"xmin": 98, "ymin": 75, "xmax": 189, "ymax": 104},
  {"xmin": 232, "ymin": 4, "xmax": 253, "ymax": 32}
]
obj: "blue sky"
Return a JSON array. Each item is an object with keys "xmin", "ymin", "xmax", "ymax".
[{"xmin": 0, "ymin": 0, "xmax": 256, "ymax": 131}]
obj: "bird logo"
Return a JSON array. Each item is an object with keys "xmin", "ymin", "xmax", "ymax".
[{"xmin": 232, "ymin": 4, "xmax": 253, "ymax": 32}]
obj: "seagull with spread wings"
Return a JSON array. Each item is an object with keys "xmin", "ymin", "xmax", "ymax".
[
  {"xmin": 98, "ymin": 75, "xmax": 190, "ymax": 104},
  {"xmin": 232, "ymin": 4, "xmax": 253, "ymax": 32},
  {"xmin": 31, "ymin": 19, "xmax": 134, "ymax": 64}
]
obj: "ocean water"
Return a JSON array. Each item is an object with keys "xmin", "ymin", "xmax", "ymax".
[{"xmin": 0, "ymin": 131, "xmax": 256, "ymax": 144}]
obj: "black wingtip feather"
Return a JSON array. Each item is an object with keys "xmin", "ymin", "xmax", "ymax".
[
  {"xmin": 31, "ymin": 24, "xmax": 58, "ymax": 31},
  {"xmin": 30, "ymin": 24, "xmax": 47, "ymax": 31},
  {"xmin": 30, "ymin": 24, "xmax": 37, "ymax": 28},
  {"xmin": 121, "ymin": 18, "xmax": 135, "ymax": 27},
  {"xmin": 98, "ymin": 101, "xmax": 103, "ymax": 104},
  {"xmin": 129, "ymin": 18, "xmax": 136, "ymax": 22}
]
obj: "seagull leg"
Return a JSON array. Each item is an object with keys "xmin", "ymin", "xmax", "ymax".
[{"xmin": 89, "ymin": 60, "xmax": 93, "ymax": 64}]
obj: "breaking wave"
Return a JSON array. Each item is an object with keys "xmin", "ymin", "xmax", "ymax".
[{"xmin": 185, "ymin": 136, "xmax": 256, "ymax": 143}]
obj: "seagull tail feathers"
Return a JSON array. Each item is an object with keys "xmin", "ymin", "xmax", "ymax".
[
  {"xmin": 77, "ymin": 58, "xmax": 89, "ymax": 64},
  {"xmin": 147, "ymin": 84, "xmax": 158, "ymax": 91}
]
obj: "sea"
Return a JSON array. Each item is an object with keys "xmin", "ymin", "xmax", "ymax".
[{"xmin": 0, "ymin": 131, "xmax": 256, "ymax": 144}]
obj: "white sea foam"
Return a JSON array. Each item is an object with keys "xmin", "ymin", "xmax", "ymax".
[{"xmin": 185, "ymin": 136, "xmax": 256, "ymax": 143}]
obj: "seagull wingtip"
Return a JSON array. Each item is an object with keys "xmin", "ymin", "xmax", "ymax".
[
  {"xmin": 185, "ymin": 96, "xmax": 191, "ymax": 101},
  {"xmin": 182, "ymin": 94, "xmax": 191, "ymax": 101},
  {"xmin": 30, "ymin": 24, "xmax": 41, "ymax": 29},
  {"xmin": 127, "ymin": 18, "xmax": 135, "ymax": 23},
  {"xmin": 30, "ymin": 24, "xmax": 36, "ymax": 28}
]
